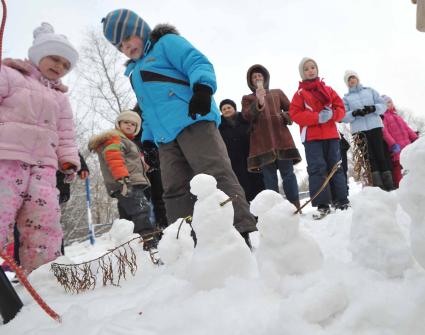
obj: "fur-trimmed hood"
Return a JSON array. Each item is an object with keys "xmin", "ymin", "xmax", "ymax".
[
  {"xmin": 88, "ymin": 129, "xmax": 124, "ymax": 152},
  {"xmin": 247, "ymin": 64, "xmax": 270, "ymax": 93},
  {"xmin": 149, "ymin": 24, "xmax": 179, "ymax": 43}
]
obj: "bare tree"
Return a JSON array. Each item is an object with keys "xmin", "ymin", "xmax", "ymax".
[{"xmin": 60, "ymin": 29, "xmax": 136, "ymax": 246}]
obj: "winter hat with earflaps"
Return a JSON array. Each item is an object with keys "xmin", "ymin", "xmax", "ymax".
[
  {"xmin": 344, "ymin": 70, "xmax": 360, "ymax": 87},
  {"xmin": 115, "ymin": 110, "xmax": 142, "ymax": 135},
  {"xmin": 28, "ymin": 22, "xmax": 79, "ymax": 69},
  {"xmin": 299, "ymin": 57, "xmax": 318, "ymax": 80},
  {"xmin": 102, "ymin": 9, "xmax": 151, "ymax": 49}
]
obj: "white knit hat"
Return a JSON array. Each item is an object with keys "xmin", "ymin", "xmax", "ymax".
[
  {"xmin": 343, "ymin": 70, "xmax": 359, "ymax": 87},
  {"xmin": 299, "ymin": 57, "xmax": 318, "ymax": 80},
  {"xmin": 115, "ymin": 110, "xmax": 142, "ymax": 135},
  {"xmin": 28, "ymin": 22, "xmax": 79, "ymax": 69}
]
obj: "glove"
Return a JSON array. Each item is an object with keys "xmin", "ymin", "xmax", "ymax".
[
  {"xmin": 61, "ymin": 163, "xmax": 77, "ymax": 183},
  {"xmin": 318, "ymin": 108, "xmax": 333, "ymax": 124},
  {"xmin": 352, "ymin": 109, "xmax": 366, "ymax": 117},
  {"xmin": 391, "ymin": 143, "xmax": 401, "ymax": 153},
  {"xmin": 188, "ymin": 83, "xmax": 213, "ymax": 120},
  {"xmin": 363, "ymin": 105, "xmax": 376, "ymax": 114},
  {"xmin": 282, "ymin": 111, "xmax": 293, "ymax": 125},
  {"xmin": 142, "ymin": 140, "xmax": 160, "ymax": 169},
  {"xmin": 117, "ymin": 177, "xmax": 131, "ymax": 196}
]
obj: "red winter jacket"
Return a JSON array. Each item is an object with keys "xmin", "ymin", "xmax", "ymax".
[{"xmin": 289, "ymin": 80, "xmax": 345, "ymax": 142}]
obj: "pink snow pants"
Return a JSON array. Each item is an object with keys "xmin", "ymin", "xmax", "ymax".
[{"xmin": 0, "ymin": 160, "xmax": 62, "ymax": 273}]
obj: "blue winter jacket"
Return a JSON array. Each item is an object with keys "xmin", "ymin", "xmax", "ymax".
[
  {"xmin": 342, "ymin": 84, "xmax": 386, "ymax": 134},
  {"xmin": 124, "ymin": 25, "xmax": 221, "ymax": 145}
]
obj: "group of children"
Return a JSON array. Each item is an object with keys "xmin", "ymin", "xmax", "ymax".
[{"xmin": 0, "ymin": 8, "xmax": 419, "ymax": 277}]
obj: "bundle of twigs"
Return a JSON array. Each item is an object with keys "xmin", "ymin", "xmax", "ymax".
[
  {"xmin": 352, "ymin": 133, "xmax": 372, "ymax": 186},
  {"xmin": 51, "ymin": 233, "xmax": 159, "ymax": 294}
]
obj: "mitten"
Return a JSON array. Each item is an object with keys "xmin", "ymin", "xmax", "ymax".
[
  {"xmin": 391, "ymin": 143, "xmax": 401, "ymax": 153},
  {"xmin": 117, "ymin": 177, "xmax": 131, "ymax": 196},
  {"xmin": 352, "ymin": 109, "xmax": 365, "ymax": 117},
  {"xmin": 62, "ymin": 163, "xmax": 77, "ymax": 183},
  {"xmin": 188, "ymin": 83, "xmax": 213, "ymax": 120},
  {"xmin": 282, "ymin": 111, "xmax": 293, "ymax": 125},
  {"xmin": 318, "ymin": 108, "xmax": 333, "ymax": 124},
  {"xmin": 142, "ymin": 140, "xmax": 160, "ymax": 169},
  {"xmin": 363, "ymin": 105, "xmax": 376, "ymax": 114}
]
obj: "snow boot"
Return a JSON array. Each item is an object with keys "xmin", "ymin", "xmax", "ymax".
[
  {"xmin": 381, "ymin": 170, "xmax": 395, "ymax": 191},
  {"xmin": 0, "ymin": 267, "xmax": 23, "ymax": 324},
  {"xmin": 335, "ymin": 201, "xmax": 350, "ymax": 210},
  {"xmin": 371, "ymin": 171, "xmax": 384, "ymax": 189},
  {"xmin": 313, "ymin": 204, "xmax": 331, "ymax": 220}
]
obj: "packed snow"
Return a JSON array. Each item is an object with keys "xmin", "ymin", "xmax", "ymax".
[{"xmin": 1, "ymin": 138, "xmax": 425, "ymax": 335}]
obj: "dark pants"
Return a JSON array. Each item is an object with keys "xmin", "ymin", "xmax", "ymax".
[
  {"xmin": 144, "ymin": 169, "xmax": 168, "ymax": 229},
  {"xmin": 362, "ymin": 127, "xmax": 391, "ymax": 172},
  {"xmin": 304, "ymin": 139, "xmax": 348, "ymax": 207},
  {"xmin": 262, "ymin": 160, "xmax": 299, "ymax": 203},
  {"xmin": 117, "ymin": 185, "xmax": 153, "ymax": 236},
  {"xmin": 158, "ymin": 121, "xmax": 257, "ymax": 234}
]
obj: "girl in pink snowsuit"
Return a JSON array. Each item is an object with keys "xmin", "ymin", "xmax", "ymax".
[
  {"xmin": 381, "ymin": 95, "xmax": 418, "ymax": 188},
  {"xmin": 0, "ymin": 23, "xmax": 80, "ymax": 273}
]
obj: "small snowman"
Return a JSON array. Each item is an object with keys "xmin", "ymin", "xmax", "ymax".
[
  {"xmin": 350, "ymin": 187, "xmax": 413, "ymax": 277},
  {"xmin": 251, "ymin": 190, "xmax": 323, "ymax": 288},
  {"xmin": 186, "ymin": 174, "xmax": 257, "ymax": 290}
]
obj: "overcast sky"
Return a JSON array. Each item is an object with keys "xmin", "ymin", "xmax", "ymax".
[{"xmin": 4, "ymin": 0, "xmax": 425, "ymax": 120}]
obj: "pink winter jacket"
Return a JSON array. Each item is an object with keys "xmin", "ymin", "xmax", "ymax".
[
  {"xmin": 0, "ymin": 64, "xmax": 80, "ymax": 170},
  {"xmin": 382, "ymin": 108, "xmax": 418, "ymax": 161}
]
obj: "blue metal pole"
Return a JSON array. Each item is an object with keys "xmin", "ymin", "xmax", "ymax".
[{"xmin": 85, "ymin": 177, "xmax": 95, "ymax": 245}]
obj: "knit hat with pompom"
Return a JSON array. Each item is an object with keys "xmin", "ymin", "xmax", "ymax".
[{"xmin": 28, "ymin": 22, "xmax": 79, "ymax": 69}]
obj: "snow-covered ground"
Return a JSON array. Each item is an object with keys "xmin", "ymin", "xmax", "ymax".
[{"xmin": 1, "ymin": 138, "xmax": 425, "ymax": 335}]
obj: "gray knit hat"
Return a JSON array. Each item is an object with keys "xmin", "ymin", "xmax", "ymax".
[{"xmin": 299, "ymin": 57, "xmax": 318, "ymax": 80}]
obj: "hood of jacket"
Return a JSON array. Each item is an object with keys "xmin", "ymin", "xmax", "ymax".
[
  {"xmin": 88, "ymin": 129, "xmax": 124, "ymax": 152},
  {"xmin": 246, "ymin": 64, "xmax": 270, "ymax": 93}
]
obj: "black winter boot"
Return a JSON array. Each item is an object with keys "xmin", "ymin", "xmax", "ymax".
[
  {"xmin": 0, "ymin": 267, "xmax": 23, "ymax": 324},
  {"xmin": 381, "ymin": 171, "xmax": 395, "ymax": 191},
  {"xmin": 371, "ymin": 171, "xmax": 384, "ymax": 189}
]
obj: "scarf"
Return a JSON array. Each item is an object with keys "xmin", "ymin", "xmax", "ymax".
[{"xmin": 299, "ymin": 78, "xmax": 331, "ymax": 106}]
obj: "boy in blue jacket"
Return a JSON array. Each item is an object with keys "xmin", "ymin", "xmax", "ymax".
[{"xmin": 101, "ymin": 9, "xmax": 257, "ymax": 247}]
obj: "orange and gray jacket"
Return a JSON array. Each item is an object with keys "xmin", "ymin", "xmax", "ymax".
[{"xmin": 88, "ymin": 130, "xmax": 149, "ymax": 196}]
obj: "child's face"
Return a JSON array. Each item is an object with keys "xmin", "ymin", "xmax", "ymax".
[
  {"xmin": 251, "ymin": 72, "xmax": 264, "ymax": 87},
  {"xmin": 386, "ymin": 100, "xmax": 394, "ymax": 109},
  {"xmin": 38, "ymin": 55, "xmax": 71, "ymax": 80},
  {"xmin": 348, "ymin": 76, "xmax": 359, "ymax": 88},
  {"xmin": 221, "ymin": 104, "xmax": 236, "ymax": 118},
  {"xmin": 303, "ymin": 61, "xmax": 318, "ymax": 80},
  {"xmin": 119, "ymin": 120, "xmax": 137, "ymax": 135},
  {"xmin": 120, "ymin": 36, "xmax": 144, "ymax": 60}
]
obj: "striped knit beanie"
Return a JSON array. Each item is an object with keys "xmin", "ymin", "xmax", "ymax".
[{"xmin": 102, "ymin": 9, "xmax": 151, "ymax": 49}]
